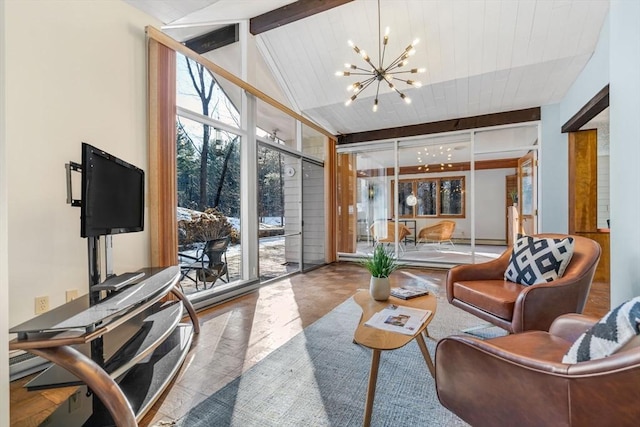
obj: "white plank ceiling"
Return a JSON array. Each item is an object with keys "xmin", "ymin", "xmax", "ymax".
[{"xmin": 125, "ymin": 0, "xmax": 610, "ymax": 137}]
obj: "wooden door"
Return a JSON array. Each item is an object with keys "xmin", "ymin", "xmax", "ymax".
[
  {"xmin": 568, "ymin": 130, "xmax": 598, "ymax": 234},
  {"xmin": 518, "ymin": 152, "xmax": 537, "ymax": 235}
]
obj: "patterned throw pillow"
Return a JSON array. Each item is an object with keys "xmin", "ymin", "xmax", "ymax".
[
  {"xmin": 563, "ymin": 296, "xmax": 640, "ymax": 364},
  {"xmin": 504, "ymin": 235, "xmax": 575, "ymax": 286}
]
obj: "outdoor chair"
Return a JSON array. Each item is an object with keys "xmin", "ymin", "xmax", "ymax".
[
  {"xmin": 181, "ymin": 236, "xmax": 230, "ymax": 290},
  {"xmin": 417, "ymin": 220, "xmax": 456, "ymax": 248},
  {"xmin": 370, "ymin": 220, "xmax": 412, "ymax": 252}
]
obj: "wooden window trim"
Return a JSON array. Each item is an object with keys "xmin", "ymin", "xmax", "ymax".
[{"xmin": 391, "ymin": 176, "xmax": 466, "ymax": 219}]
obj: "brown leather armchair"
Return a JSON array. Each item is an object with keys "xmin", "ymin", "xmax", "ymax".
[
  {"xmin": 446, "ymin": 234, "xmax": 601, "ymax": 333},
  {"xmin": 436, "ymin": 313, "xmax": 640, "ymax": 427}
]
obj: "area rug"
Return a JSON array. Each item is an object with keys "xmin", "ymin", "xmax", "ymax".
[{"xmin": 176, "ymin": 291, "xmax": 505, "ymax": 427}]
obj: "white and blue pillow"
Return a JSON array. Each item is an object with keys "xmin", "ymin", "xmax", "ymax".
[
  {"xmin": 563, "ymin": 296, "xmax": 640, "ymax": 364},
  {"xmin": 504, "ymin": 235, "xmax": 575, "ymax": 286}
]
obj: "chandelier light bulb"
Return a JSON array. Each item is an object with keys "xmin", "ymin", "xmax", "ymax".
[
  {"xmin": 373, "ymin": 99, "xmax": 379, "ymax": 112},
  {"xmin": 413, "ymin": 38, "xmax": 420, "ymax": 46},
  {"xmin": 345, "ymin": 94, "xmax": 357, "ymax": 106}
]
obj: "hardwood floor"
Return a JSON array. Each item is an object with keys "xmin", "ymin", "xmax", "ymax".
[{"xmin": 9, "ymin": 263, "xmax": 610, "ymax": 426}]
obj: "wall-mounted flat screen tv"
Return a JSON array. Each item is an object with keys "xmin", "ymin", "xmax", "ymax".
[{"xmin": 81, "ymin": 142, "xmax": 144, "ymax": 237}]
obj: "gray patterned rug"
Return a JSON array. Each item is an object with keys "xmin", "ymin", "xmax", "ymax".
[{"xmin": 175, "ymin": 291, "xmax": 505, "ymax": 427}]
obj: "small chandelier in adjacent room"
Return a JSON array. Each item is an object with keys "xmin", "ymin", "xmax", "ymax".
[{"xmin": 336, "ymin": 0, "xmax": 425, "ymax": 111}]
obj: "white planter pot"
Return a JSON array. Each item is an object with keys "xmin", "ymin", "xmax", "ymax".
[{"xmin": 370, "ymin": 276, "xmax": 390, "ymax": 301}]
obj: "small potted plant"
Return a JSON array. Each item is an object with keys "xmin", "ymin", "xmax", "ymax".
[
  {"xmin": 361, "ymin": 244, "xmax": 399, "ymax": 301},
  {"xmin": 509, "ymin": 189, "xmax": 518, "ymax": 206}
]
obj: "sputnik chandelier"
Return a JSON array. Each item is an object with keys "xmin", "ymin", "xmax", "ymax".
[{"xmin": 336, "ymin": 0, "xmax": 425, "ymax": 111}]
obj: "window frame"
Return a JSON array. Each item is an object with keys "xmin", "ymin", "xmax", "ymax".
[{"xmin": 392, "ymin": 176, "xmax": 466, "ymax": 219}]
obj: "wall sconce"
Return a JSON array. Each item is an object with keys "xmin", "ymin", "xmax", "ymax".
[{"xmin": 368, "ymin": 184, "xmax": 376, "ymax": 200}]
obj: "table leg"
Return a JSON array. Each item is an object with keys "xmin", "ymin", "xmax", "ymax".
[
  {"xmin": 363, "ymin": 349, "xmax": 381, "ymax": 427},
  {"xmin": 415, "ymin": 333, "xmax": 435, "ymax": 377}
]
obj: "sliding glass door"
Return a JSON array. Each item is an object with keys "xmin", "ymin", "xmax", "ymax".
[{"xmin": 257, "ymin": 143, "xmax": 301, "ymax": 281}]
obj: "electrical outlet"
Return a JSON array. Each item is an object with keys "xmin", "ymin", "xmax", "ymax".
[
  {"xmin": 68, "ymin": 389, "xmax": 82, "ymax": 413},
  {"xmin": 35, "ymin": 296, "xmax": 49, "ymax": 315},
  {"xmin": 66, "ymin": 289, "xmax": 79, "ymax": 302}
]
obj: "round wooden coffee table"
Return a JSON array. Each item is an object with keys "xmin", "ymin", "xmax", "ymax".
[{"xmin": 353, "ymin": 289, "xmax": 437, "ymax": 427}]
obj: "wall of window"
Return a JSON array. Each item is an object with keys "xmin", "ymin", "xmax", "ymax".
[
  {"xmin": 336, "ymin": 124, "xmax": 540, "ymax": 266},
  {"xmin": 147, "ymin": 28, "xmax": 335, "ymax": 304}
]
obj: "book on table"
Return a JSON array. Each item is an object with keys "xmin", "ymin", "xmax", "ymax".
[
  {"xmin": 390, "ymin": 287, "xmax": 429, "ymax": 300},
  {"xmin": 365, "ymin": 304, "xmax": 432, "ymax": 335}
]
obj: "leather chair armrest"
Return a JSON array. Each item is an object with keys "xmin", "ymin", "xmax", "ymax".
[
  {"xmin": 447, "ymin": 250, "xmax": 511, "ymax": 282},
  {"xmin": 445, "ymin": 250, "xmax": 511, "ymax": 301},
  {"xmin": 437, "ymin": 334, "xmax": 570, "ymax": 374},
  {"xmin": 435, "ymin": 334, "xmax": 571, "ymax": 427},
  {"xmin": 511, "ymin": 272, "xmax": 598, "ymax": 332},
  {"xmin": 549, "ymin": 313, "xmax": 599, "ymax": 342}
]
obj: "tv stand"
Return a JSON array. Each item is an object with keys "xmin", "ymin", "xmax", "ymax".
[
  {"xmin": 9, "ymin": 266, "xmax": 199, "ymax": 426},
  {"xmin": 92, "ymin": 271, "xmax": 146, "ymax": 291}
]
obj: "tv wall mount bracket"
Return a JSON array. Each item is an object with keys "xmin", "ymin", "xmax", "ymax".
[{"xmin": 65, "ymin": 161, "xmax": 82, "ymax": 207}]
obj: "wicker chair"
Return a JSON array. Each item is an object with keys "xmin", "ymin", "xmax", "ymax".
[
  {"xmin": 370, "ymin": 221, "xmax": 412, "ymax": 252},
  {"xmin": 417, "ymin": 220, "xmax": 456, "ymax": 248}
]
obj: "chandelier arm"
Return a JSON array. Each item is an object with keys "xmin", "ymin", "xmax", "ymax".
[
  {"xmin": 362, "ymin": 56, "xmax": 379, "ymax": 72},
  {"xmin": 380, "ymin": 41, "xmax": 388, "ymax": 71},
  {"xmin": 391, "ymin": 85, "xmax": 405, "ymax": 96},
  {"xmin": 358, "ymin": 78, "xmax": 378, "ymax": 93},
  {"xmin": 343, "ymin": 72, "xmax": 377, "ymax": 76},
  {"xmin": 384, "ymin": 53, "xmax": 408, "ymax": 72},
  {"xmin": 386, "ymin": 70, "xmax": 418, "ymax": 75},
  {"xmin": 377, "ymin": 0, "xmax": 382, "ymax": 68}
]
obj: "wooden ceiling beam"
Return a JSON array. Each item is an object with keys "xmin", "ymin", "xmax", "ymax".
[
  {"xmin": 561, "ymin": 84, "xmax": 609, "ymax": 133},
  {"xmin": 357, "ymin": 158, "xmax": 520, "ymax": 177},
  {"xmin": 250, "ymin": 0, "xmax": 354, "ymax": 35},
  {"xmin": 184, "ymin": 24, "xmax": 239, "ymax": 54},
  {"xmin": 337, "ymin": 107, "xmax": 541, "ymax": 145}
]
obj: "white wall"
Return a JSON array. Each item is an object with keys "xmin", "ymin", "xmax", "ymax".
[
  {"xmin": 559, "ymin": 17, "xmax": 610, "ymax": 126},
  {"xmin": 540, "ymin": 103, "xmax": 568, "ymax": 233},
  {"xmin": 5, "ymin": 1, "xmax": 160, "ymax": 328},
  {"xmin": 609, "ymin": 0, "xmax": 640, "ymax": 305},
  {"xmin": 1, "ymin": 0, "xmax": 10, "ymax": 422},
  {"xmin": 541, "ymin": 9, "xmax": 609, "ymax": 236},
  {"xmin": 543, "ymin": 2, "xmax": 640, "ymax": 306}
]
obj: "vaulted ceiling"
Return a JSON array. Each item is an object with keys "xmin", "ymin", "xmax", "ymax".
[{"xmin": 125, "ymin": 0, "xmax": 610, "ymax": 139}]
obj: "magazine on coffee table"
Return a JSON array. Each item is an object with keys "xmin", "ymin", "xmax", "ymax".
[
  {"xmin": 365, "ymin": 304, "xmax": 432, "ymax": 335},
  {"xmin": 390, "ymin": 287, "xmax": 430, "ymax": 300}
]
